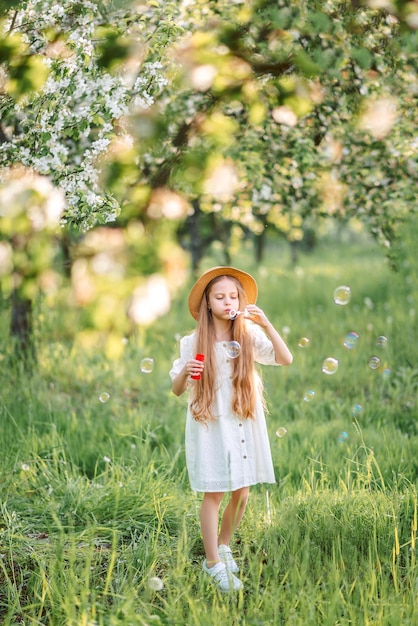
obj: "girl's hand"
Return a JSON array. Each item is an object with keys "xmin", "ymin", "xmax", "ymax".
[
  {"xmin": 244, "ymin": 304, "xmax": 269, "ymax": 328},
  {"xmin": 245, "ymin": 304, "xmax": 293, "ymax": 365},
  {"xmin": 187, "ymin": 357, "xmax": 205, "ymax": 379}
]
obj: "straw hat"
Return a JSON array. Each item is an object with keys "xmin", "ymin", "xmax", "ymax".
[{"xmin": 188, "ymin": 266, "xmax": 258, "ymax": 320}]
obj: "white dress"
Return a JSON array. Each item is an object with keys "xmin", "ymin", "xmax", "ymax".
[{"xmin": 169, "ymin": 323, "xmax": 279, "ymax": 492}]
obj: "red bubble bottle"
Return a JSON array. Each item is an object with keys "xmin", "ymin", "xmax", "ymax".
[{"xmin": 191, "ymin": 354, "xmax": 205, "ymax": 380}]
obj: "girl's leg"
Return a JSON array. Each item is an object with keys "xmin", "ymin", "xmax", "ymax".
[
  {"xmin": 218, "ymin": 486, "xmax": 250, "ymax": 546},
  {"xmin": 200, "ymin": 491, "xmax": 224, "ymax": 566}
]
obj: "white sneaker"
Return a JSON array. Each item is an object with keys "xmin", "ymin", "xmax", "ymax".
[
  {"xmin": 202, "ymin": 560, "xmax": 243, "ymax": 592},
  {"xmin": 218, "ymin": 544, "xmax": 239, "ymax": 573}
]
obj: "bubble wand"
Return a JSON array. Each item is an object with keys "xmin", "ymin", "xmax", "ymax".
[{"xmin": 229, "ymin": 309, "xmax": 246, "ymax": 320}]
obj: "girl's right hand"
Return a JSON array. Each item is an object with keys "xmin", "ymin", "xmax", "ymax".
[{"xmin": 188, "ymin": 357, "xmax": 205, "ymax": 379}]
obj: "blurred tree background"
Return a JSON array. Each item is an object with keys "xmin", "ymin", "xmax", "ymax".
[{"xmin": 0, "ymin": 0, "xmax": 417, "ymax": 358}]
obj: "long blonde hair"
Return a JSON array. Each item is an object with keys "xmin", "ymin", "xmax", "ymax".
[{"xmin": 189, "ymin": 275, "xmax": 260, "ymax": 423}]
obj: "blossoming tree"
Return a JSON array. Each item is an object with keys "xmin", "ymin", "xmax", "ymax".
[
  {"xmin": 0, "ymin": 0, "xmax": 187, "ymax": 357},
  {"xmin": 1, "ymin": 0, "xmax": 417, "ymax": 359}
]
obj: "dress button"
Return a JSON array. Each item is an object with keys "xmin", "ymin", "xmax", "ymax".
[
  {"xmin": 239, "ymin": 423, "xmax": 243, "ymax": 427},
  {"xmin": 243, "ymin": 456, "xmax": 247, "ymax": 459},
  {"xmin": 241, "ymin": 439, "xmax": 245, "ymax": 443}
]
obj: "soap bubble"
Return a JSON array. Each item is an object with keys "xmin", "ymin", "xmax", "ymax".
[
  {"xmin": 351, "ymin": 403, "xmax": 362, "ymax": 417},
  {"xmin": 148, "ymin": 576, "xmax": 164, "ymax": 591},
  {"xmin": 322, "ymin": 357, "xmax": 339, "ymax": 375},
  {"xmin": 376, "ymin": 336, "xmax": 388, "ymax": 347},
  {"xmin": 99, "ymin": 392, "xmax": 110, "ymax": 403},
  {"xmin": 298, "ymin": 337, "xmax": 310, "ymax": 348},
  {"xmin": 382, "ymin": 368, "xmax": 392, "ymax": 380},
  {"xmin": 344, "ymin": 331, "xmax": 359, "ymax": 350},
  {"xmin": 225, "ymin": 341, "xmax": 241, "ymax": 359},
  {"xmin": 337, "ymin": 431, "xmax": 349, "ymax": 443},
  {"xmin": 303, "ymin": 390, "xmax": 316, "ymax": 402},
  {"xmin": 140, "ymin": 357, "xmax": 154, "ymax": 373},
  {"xmin": 276, "ymin": 427, "xmax": 288, "ymax": 438},
  {"xmin": 368, "ymin": 356, "xmax": 381, "ymax": 370},
  {"xmin": 333, "ymin": 286, "xmax": 351, "ymax": 306}
]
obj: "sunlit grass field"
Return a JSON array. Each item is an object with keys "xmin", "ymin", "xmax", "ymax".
[{"xmin": 0, "ymin": 227, "xmax": 417, "ymax": 625}]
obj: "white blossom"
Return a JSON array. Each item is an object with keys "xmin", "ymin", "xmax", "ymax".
[{"xmin": 1, "ymin": 0, "xmax": 167, "ymax": 230}]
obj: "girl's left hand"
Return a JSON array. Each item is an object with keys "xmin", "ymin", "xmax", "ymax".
[{"xmin": 244, "ymin": 304, "xmax": 269, "ymax": 328}]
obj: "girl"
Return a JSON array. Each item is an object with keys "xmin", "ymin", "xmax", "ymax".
[{"xmin": 169, "ymin": 266, "xmax": 293, "ymax": 592}]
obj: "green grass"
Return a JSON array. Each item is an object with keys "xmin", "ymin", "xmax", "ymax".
[{"xmin": 0, "ymin": 228, "xmax": 417, "ymax": 625}]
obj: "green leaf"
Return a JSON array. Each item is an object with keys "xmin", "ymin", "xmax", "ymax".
[
  {"xmin": 351, "ymin": 47, "xmax": 373, "ymax": 70},
  {"xmin": 307, "ymin": 11, "xmax": 333, "ymax": 34},
  {"xmin": 95, "ymin": 27, "xmax": 132, "ymax": 70},
  {"xmin": 6, "ymin": 55, "xmax": 49, "ymax": 98},
  {"xmin": 294, "ymin": 49, "xmax": 322, "ymax": 77}
]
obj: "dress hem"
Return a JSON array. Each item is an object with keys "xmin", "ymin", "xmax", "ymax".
[{"xmin": 189, "ymin": 479, "xmax": 276, "ymax": 493}]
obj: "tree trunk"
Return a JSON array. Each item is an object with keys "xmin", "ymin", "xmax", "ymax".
[
  {"xmin": 254, "ymin": 230, "xmax": 266, "ymax": 264},
  {"xmin": 189, "ymin": 200, "xmax": 203, "ymax": 274},
  {"xmin": 290, "ymin": 240, "xmax": 299, "ymax": 265},
  {"xmin": 11, "ymin": 289, "xmax": 34, "ymax": 362}
]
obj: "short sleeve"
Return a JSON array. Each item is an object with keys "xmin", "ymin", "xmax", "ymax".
[
  {"xmin": 169, "ymin": 333, "xmax": 197, "ymax": 381},
  {"xmin": 249, "ymin": 322, "xmax": 279, "ymax": 366}
]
